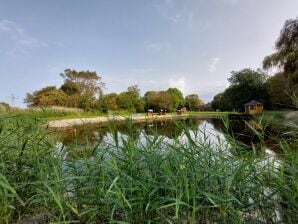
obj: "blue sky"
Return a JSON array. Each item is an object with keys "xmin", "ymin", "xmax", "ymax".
[{"xmin": 0, "ymin": 0, "xmax": 297, "ymax": 107}]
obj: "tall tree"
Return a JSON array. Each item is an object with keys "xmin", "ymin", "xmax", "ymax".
[
  {"xmin": 211, "ymin": 68, "xmax": 269, "ymax": 111},
  {"xmin": 144, "ymin": 91, "xmax": 175, "ymax": 112},
  {"xmin": 60, "ymin": 69, "xmax": 105, "ymax": 109},
  {"xmin": 263, "ymin": 17, "xmax": 298, "ymax": 106},
  {"xmin": 103, "ymin": 93, "xmax": 118, "ymax": 111},
  {"xmin": 167, "ymin": 88, "xmax": 184, "ymax": 109},
  {"xmin": 116, "ymin": 85, "xmax": 144, "ymax": 112},
  {"xmin": 265, "ymin": 72, "xmax": 293, "ymax": 109},
  {"xmin": 185, "ymin": 94, "xmax": 203, "ymax": 111}
]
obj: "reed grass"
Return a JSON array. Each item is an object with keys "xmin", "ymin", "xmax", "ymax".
[{"xmin": 0, "ymin": 113, "xmax": 297, "ymax": 223}]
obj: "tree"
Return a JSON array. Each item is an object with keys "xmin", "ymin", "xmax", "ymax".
[
  {"xmin": 103, "ymin": 93, "xmax": 118, "ymax": 111},
  {"xmin": 211, "ymin": 93, "xmax": 232, "ymax": 111},
  {"xmin": 211, "ymin": 68, "xmax": 269, "ymax": 111},
  {"xmin": 167, "ymin": 88, "xmax": 184, "ymax": 109},
  {"xmin": 185, "ymin": 94, "xmax": 203, "ymax": 111},
  {"xmin": 265, "ymin": 72, "xmax": 293, "ymax": 109},
  {"xmin": 25, "ymin": 86, "xmax": 68, "ymax": 107},
  {"xmin": 60, "ymin": 69, "xmax": 105, "ymax": 109},
  {"xmin": 144, "ymin": 91, "xmax": 175, "ymax": 112},
  {"xmin": 126, "ymin": 85, "xmax": 145, "ymax": 112},
  {"xmin": 116, "ymin": 85, "xmax": 145, "ymax": 112},
  {"xmin": 0, "ymin": 102, "xmax": 10, "ymax": 112},
  {"xmin": 263, "ymin": 17, "xmax": 298, "ymax": 106}
]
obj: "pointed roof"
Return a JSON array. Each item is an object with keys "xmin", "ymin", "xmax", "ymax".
[{"xmin": 244, "ymin": 100, "xmax": 262, "ymax": 106}]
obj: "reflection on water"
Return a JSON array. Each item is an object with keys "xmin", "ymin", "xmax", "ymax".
[
  {"xmin": 52, "ymin": 117, "xmax": 287, "ymax": 223},
  {"xmin": 52, "ymin": 117, "xmax": 283, "ymax": 158},
  {"xmin": 54, "ymin": 118, "xmax": 224, "ymax": 146}
]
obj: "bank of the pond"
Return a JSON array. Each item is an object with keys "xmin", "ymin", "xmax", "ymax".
[{"xmin": 47, "ymin": 113, "xmax": 223, "ymax": 128}]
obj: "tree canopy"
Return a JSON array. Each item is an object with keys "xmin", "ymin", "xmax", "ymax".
[
  {"xmin": 25, "ymin": 86, "xmax": 68, "ymax": 107},
  {"xmin": 263, "ymin": 17, "xmax": 298, "ymax": 106},
  {"xmin": 212, "ymin": 69, "xmax": 269, "ymax": 111},
  {"xmin": 116, "ymin": 85, "xmax": 144, "ymax": 113},
  {"xmin": 167, "ymin": 88, "xmax": 184, "ymax": 109},
  {"xmin": 265, "ymin": 72, "xmax": 293, "ymax": 109},
  {"xmin": 60, "ymin": 69, "xmax": 105, "ymax": 109},
  {"xmin": 185, "ymin": 94, "xmax": 203, "ymax": 111}
]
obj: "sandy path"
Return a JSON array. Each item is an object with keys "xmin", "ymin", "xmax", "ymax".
[{"xmin": 47, "ymin": 114, "xmax": 220, "ymax": 128}]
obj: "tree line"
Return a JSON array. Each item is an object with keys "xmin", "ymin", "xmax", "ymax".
[
  {"xmin": 212, "ymin": 17, "xmax": 298, "ymax": 111},
  {"xmin": 25, "ymin": 69, "xmax": 203, "ymax": 112},
  {"xmin": 25, "ymin": 17, "xmax": 297, "ymax": 113}
]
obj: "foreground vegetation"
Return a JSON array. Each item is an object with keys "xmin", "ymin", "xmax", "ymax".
[{"xmin": 0, "ymin": 113, "xmax": 297, "ymax": 223}]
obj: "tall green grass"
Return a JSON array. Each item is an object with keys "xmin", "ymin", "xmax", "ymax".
[
  {"xmin": 1, "ymin": 107, "xmax": 107, "ymax": 121},
  {"xmin": 0, "ymin": 114, "xmax": 297, "ymax": 223}
]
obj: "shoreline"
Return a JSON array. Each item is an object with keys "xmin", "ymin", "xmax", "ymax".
[{"xmin": 47, "ymin": 114, "xmax": 222, "ymax": 128}]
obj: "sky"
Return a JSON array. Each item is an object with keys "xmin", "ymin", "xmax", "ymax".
[{"xmin": 0, "ymin": 0, "xmax": 297, "ymax": 107}]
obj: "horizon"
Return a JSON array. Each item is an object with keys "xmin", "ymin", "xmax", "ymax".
[{"xmin": 1, "ymin": 0, "xmax": 298, "ymax": 107}]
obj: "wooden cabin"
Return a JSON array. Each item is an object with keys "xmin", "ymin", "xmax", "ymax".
[{"xmin": 244, "ymin": 100, "xmax": 263, "ymax": 115}]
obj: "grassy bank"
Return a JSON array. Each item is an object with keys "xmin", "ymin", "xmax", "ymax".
[
  {"xmin": 0, "ymin": 113, "xmax": 297, "ymax": 223},
  {"xmin": 2, "ymin": 106, "xmax": 237, "ymax": 119}
]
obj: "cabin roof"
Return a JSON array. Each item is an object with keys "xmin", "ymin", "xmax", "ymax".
[{"xmin": 244, "ymin": 100, "xmax": 262, "ymax": 106}]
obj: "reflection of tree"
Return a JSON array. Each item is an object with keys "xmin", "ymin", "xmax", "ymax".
[
  {"xmin": 112, "ymin": 121, "xmax": 145, "ymax": 141},
  {"xmin": 144, "ymin": 121, "xmax": 181, "ymax": 139},
  {"xmin": 143, "ymin": 118, "xmax": 200, "ymax": 139},
  {"xmin": 54, "ymin": 124, "xmax": 109, "ymax": 146},
  {"xmin": 209, "ymin": 119, "xmax": 261, "ymax": 146}
]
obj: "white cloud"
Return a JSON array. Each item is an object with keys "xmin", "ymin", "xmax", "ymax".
[
  {"xmin": 169, "ymin": 76, "xmax": 185, "ymax": 94},
  {"xmin": 0, "ymin": 19, "xmax": 48, "ymax": 55},
  {"xmin": 208, "ymin": 57, "xmax": 221, "ymax": 73}
]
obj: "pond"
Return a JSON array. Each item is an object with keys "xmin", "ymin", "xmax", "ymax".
[
  {"xmin": 52, "ymin": 116, "xmax": 283, "ymax": 159},
  {"xmin": 49, "ymin": 116, "xmax": 295, "ymax": 223}
]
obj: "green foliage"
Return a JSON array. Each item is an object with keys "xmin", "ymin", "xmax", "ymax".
[
  {"xmin": 116, "ymin": 85, "xmax": 145, "ymax": 113},
  {"xmin": 263, "ymin": 17, "xmax": 298, "ymax": 106},
  {"xmin": 212, "ymin": 68, "xmax": 269, "ymax": 111},
  {"xmin": 0, "ymin": 102, "xmax": 10, "ymax": 112},
  {"xmin": 185, "ymin": 94, "xmax": 203, "ymax": 111},
  {"xmin": 265, "ymin": 72, "xmax": 294, "ymax": 109},
  {"xmin": 102, "ymin": 93, "xmax": 118, "ymax": 111},
  {"xmin": 0, "ymin": 114, "xmax": 297, "ymax": 223},
  {"xmin": 144, "ymin": 90, "xmax": 175, "ymax": 112},
  {"xmin": 60, "ymin": 69, "xmax": 104, "ymax": 110},
  {"xmin": 167, "ymin": 88, "xmax": 185, "ymax": 109},
  {"xmin": 25, "ymin": 69, "xmax": 105, "ymax": 110},
  {"xmin": 24, "ymin": 86, "xmax": 68, "ymax": 107}
]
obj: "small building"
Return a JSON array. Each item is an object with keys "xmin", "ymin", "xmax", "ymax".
[
  {"xmin": 244, "ymin": 100, "xmax": 263, "ymax": 115},
  {"xmin": 180, "ymin": 107, "xmax": 187, "ymax": 112},
  {"xmin": 147, "ymin": 109, "xmax": 153, "ymax": 117},
  {"xmin": 159, "ymin": 109, "xmax": 166, "ymax": 115}
]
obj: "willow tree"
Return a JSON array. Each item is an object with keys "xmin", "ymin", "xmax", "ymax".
[{"xmin": 263, "ymin": 17, "xmax": 298, "ymax": 106}]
